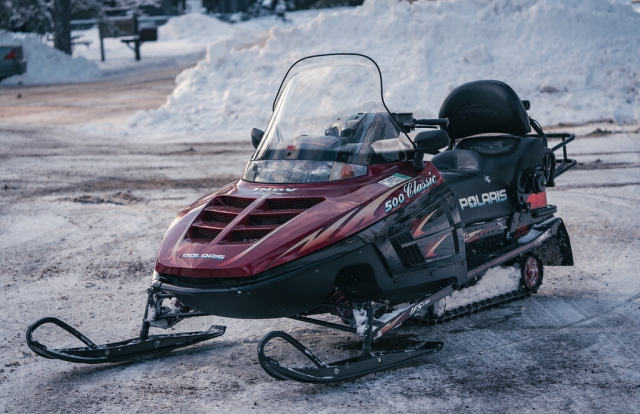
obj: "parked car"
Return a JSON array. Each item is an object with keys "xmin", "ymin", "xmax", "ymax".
[{"xmin": 0, "ymin": 45, "xmax": 27, "ymax": 82}]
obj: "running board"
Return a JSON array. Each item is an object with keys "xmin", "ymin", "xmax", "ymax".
[{"xmin": 468, "ymin": 217, "xmax": 561, "ymax": 278}]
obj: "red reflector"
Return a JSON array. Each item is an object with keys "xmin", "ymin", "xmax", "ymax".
[
  {"xmin": 286, "ymin": 145, "xmax": 296, "ymax": 151},
  {"xmin": 3, "ymin": 49, "xmax": 16, "ymax": 60},
  {"xmin": 526, "ymin": 191, "xmax": 547, "ymax": 209}
]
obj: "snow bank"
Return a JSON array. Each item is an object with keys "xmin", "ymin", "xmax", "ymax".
[
  {"xmin": 159, "ymin": 12, "xmax": 235, "ymax": 41},
  {"xmin": 0, "ymin": 31, "xmax": 101, "ymax": 85},
  {"xmin": 129, "ymin": 0, "xmax": 640, "ymax": 136}
]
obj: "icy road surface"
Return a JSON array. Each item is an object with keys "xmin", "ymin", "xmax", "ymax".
[{"xmin": 1, "ymin": 75, "xmax": 640, "ymax": 413}]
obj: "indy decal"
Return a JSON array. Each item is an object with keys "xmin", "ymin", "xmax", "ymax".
[
  {"xmin": 252, "ymin": 187, "xmax": 298, "ymax": 193},
  {"xmin": 459, "ymin": 189, "xmax": 507, "ymax": 211}
]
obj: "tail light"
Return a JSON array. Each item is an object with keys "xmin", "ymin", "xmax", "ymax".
[{"xmin": 3, "ymin": 49, "xmax": 17, "ymax": 60}]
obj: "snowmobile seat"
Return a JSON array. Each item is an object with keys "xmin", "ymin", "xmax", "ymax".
[
  {"xmin": 430, "ymin": 148, "xmax": 482, "ymax": 185},
  {"xmin": 432, "ymin": 135, "xmax": 545, "ymax": 224},
  {"xmin": 456, "ymin": 134, "xmax": 544, "ymax": 173}
]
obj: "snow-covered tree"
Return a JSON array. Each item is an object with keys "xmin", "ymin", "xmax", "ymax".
[
  {"xmin": 0, "ymin": 0, "xmax": 54, "ymax": 34},
  {"xmin": 0, "ymin": 0, "xmax": 159, "ymax": 54}
]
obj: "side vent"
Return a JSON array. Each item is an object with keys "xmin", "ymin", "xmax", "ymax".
[
  {"xmin": 185, "ymin": 196, "xmax": 255, "ymax": 245},
  {"xmin": 388, "ymin": 226, "xmax": 426, "ymax": 268},
  {"xmin": 185, "ymin": 195, "xmax": 325, "ymax": 246}
]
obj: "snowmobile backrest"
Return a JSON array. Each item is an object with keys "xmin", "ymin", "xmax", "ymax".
[{"xmin": 439, "ymin": 80, "xmax": 531, "ymax": 140}]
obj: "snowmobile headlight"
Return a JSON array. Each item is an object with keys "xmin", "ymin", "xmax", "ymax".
[
  {"xmin": 329, "ymin": 162, "xmax": 367, "ymax": 181},
  {"xmin": 151, "ymin": 270, "xmax": 160, "ymax": 283}
]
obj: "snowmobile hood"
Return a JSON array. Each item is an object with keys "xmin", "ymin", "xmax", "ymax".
[{"xmin": 155, "ymin": 162, "xmax": 444, "ymax": 278}]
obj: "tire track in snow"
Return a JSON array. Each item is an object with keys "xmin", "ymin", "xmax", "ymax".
[{"xmin": 432, "ymin": 291, "xmax": 640, "ymax": 366}]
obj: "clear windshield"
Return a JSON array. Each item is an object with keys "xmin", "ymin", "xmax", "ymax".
[{"xmin": 243, "ymin": 54, "xmax": 414, "ymax": 184}]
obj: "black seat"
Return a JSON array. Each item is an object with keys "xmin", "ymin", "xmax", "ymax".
[
  {"xmin": 456, "ymin": 135, "xmax": 544, "ymax": 172},
  {"xmin": 431, "ymin": 149, "xmax": 482, "ymax": 186}
]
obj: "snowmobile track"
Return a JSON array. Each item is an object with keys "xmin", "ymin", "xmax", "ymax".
[{"xmin": 416, "ymin": 288, "xmax": 535, "ymax": 325}]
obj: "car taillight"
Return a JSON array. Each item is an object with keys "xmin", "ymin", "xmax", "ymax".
[{"xmin": 3, "ymin": 49, "xmax": 17, "ymax": 60}]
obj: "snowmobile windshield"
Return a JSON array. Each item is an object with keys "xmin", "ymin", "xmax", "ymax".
[{"xmin": 243, "ymin": 54, "xmax": 413, "ymax": 184}]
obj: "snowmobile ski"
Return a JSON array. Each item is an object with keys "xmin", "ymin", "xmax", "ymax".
[
  {"xmin": 258, "ymin": 331, "xmax": 443, "ymax": 383},
  {"xmin": 26, "ymin": 317, "xmax": 225, "ymax": 364},
  {"xmin": 257, "ymin": 284, "xmax": 453, "ymax": 383}
]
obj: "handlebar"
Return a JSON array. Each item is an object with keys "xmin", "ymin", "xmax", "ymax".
[
  {"xmin": 392, "ymin": 113, "xmax": 449, "ymax": 133},
  {"xmin": 414, "ymin": 118, "xmax": 449, "ymax": 127}
]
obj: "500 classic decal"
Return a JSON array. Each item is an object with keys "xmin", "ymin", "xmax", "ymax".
[
  {"xmin": 274, "ymin": 172, "xmax": 442, "ymax": 262},
  {"xmin": 384, "ymin": 175, "xmax": 438, "ymax": 213},
  {"xmin": 459, "ymin": 189, "xmax": 507, "ymax": 211}
]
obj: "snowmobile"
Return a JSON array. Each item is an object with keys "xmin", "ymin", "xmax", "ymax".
[{"xmin": 27, "ymin": 53, "xmax": 575, "ymax": 383}]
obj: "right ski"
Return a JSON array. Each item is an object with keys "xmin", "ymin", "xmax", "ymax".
[{"xmin": 258, "ymin": 331, "xmax": 442, "ymax": 383}]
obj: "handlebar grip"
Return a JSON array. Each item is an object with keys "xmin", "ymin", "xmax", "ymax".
[{"xmin": 414, "ymin": 118, "xmax": 449, "ymax": 127}]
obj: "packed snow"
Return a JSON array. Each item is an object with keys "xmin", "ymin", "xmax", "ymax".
[
  {"xmin": 442, "ymin": 265, "xmax": 522, "ymax": 311},
  {"xmin": 129, "ymin": 0, "xmax": 640, "ymax": 136},
  {"xmin": 352, "ymin": 308, "xmax": 369, "ymax": 336}
]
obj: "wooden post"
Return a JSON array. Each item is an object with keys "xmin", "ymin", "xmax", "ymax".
[{"xmin": 133, "ymin": 13, "xmax": 140, "ymax": 61}]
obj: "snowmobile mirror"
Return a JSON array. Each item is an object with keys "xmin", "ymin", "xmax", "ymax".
[
  {"xmin": 415, "ymin": 130, "xmax": 450, "ymax": 153},
  {"xmin": 412, "ymin": 129, "xmax": 450, "ymax": 170},
  {"xmin": 251, "ymin": 128, "xmax": 264, "ymax": 149}
]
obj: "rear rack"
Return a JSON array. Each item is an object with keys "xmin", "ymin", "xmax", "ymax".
[
  {"xmin": 546, "ymin": 133, "xmax": 576, "ymax": 179},
  {"xmin": 526, "ymin": 132, "xmax": 576, "ymax": 183}
]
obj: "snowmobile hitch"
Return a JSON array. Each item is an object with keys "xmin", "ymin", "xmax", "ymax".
[
  {"xmin": 26, "ymin": 289, "xmax": 225, "ymax": 364},
  {"xmin": 257, "ymin": 285, "xmax": 453, "ymax": 383}
]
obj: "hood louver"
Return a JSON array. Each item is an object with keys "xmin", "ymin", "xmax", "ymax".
[{"xmin": 185, "ymin": 195, "xmax": 324, "ymax": 245}]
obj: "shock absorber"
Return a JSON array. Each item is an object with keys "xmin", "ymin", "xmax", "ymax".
[{"xmin": 329, "ymin": 286, "xmax": 355, "ymax": 326}]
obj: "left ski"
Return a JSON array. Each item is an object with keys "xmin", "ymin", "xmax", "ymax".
[{"xmin": 26, "ymin": 317, "xmax": 225, "ymax": 364}]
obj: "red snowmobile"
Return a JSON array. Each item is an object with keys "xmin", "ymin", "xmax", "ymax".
[{"xmin": 27, "ymin": 54, "xmax": 575, "ymax": 383}]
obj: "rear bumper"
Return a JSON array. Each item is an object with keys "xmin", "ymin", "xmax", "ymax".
[{"xmin": 0, "ymin": 60, "xmax": 26, "ymax": 78}]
